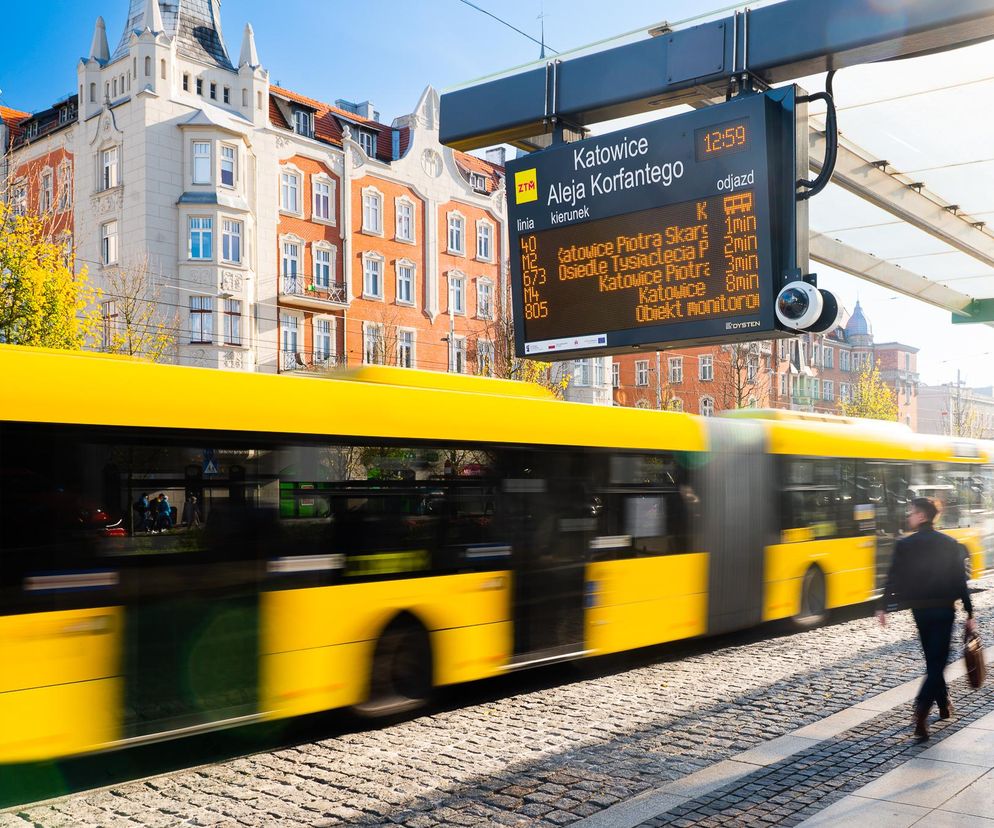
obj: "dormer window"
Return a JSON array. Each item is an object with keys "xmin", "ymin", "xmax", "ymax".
[
  {"xmin": 470, "ymin": 173, "xmax": 487, "ymax": 192},
  {"xmin": 27, "ymin": 122, "xmax": 38, "ymax": 139},
  {"xmin": 294, "ymin": 109, "xmax": 313, "ymax": 138},
  {"xmin": 356, "ymin": 128, "xmax": 376, "ymax": 157},
  {"xmin": 210, "ymin": 82, "xmax": 217, "ymax": 100}
]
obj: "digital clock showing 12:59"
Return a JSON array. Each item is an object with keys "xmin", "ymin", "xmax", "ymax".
[{"xmin": 694, "ymin": 118, "xmax": 750, "ymax": 161}]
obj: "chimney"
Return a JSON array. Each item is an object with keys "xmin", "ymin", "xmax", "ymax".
[{"xmin": 485, "ymin": 146, "xmax": 506, "ymax": 167}]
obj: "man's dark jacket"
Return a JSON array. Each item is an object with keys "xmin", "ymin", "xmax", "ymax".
[{"xmin": 880, "ymin": 526, "xmax": 974, "ymax": 616}]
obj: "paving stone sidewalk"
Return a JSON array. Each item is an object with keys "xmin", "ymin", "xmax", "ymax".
[{"xmin": 638, "ymin": 668, "xmax": 994, "ymax": 827}]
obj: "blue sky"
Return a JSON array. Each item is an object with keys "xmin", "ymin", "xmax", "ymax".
[{"xmin": 4, "ymin": 0, "xmax": 994, "ymax": 388}]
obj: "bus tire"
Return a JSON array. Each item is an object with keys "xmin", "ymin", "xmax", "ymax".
[
  {"xmin": 353, "ymin": 615, "xmax": 432, "ymax": 718},
  {"xmin": 794, "ymin": 566, "xmax": 828, "ymax": 629}
]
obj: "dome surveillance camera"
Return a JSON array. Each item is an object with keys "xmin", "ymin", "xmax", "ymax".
[{"xmin": 775, "ymin": 281, "xmax": 823, "ymax": 330}]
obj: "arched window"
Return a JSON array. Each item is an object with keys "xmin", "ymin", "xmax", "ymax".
[
  {"xmin": 242, "ymin": 88, "xmax": 248, "ymax": 107},
  {"xmin": 89, "ymin": 83, "xmax": 96, "ymax": 103},
  {"xmin": 700, "ymin": 397, "xmax": 715, "ymax": 417},
  {"xmin": 257, "ymin": 90, "xmax": 263, "ymax": 110},
  {"xmin": 144, "ymin": 56, "xmax": 151, "ymax": 77},
  {"xmin": 160, "ymin": 59, "xmax": 166, "ymax": 80},
  {"xmin": 112, "ymin": 78, "xmax": 118, "ymax": 97}
]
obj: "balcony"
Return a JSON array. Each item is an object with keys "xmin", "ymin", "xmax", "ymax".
[
  {"xmin": 279, "ymin": 273, "xmax": 348, "ymax": 310},
  {"xmin": 280, "ymin": 349, "xmax": 348, "ymax": 373}
]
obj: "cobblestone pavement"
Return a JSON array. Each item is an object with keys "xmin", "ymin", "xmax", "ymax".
[
  {"xmin": 641, "ymin": 670, "xmax": 994, "ymax": 827},
  {"xmin": 2, "ymin": 578, "xmax": 991, "ymax": 828}
]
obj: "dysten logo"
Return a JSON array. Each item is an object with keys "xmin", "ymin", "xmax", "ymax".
[{"xmin": 515, "ymin": 168, "xmax": 538, "ymax": 204}]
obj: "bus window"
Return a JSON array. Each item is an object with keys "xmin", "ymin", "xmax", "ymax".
[{"xmin": 781, "ymin": 459, "xmax": 840, "ymax": 540}]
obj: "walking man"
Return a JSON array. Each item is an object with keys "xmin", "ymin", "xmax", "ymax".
[{"xmin": 877, "ymin": 497, "xmax": 976, "ymax": 741}]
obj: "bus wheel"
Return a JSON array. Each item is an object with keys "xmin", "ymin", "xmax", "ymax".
[
  {"xmin": 794, "ymin": 566, "xmax": 828, "ymax": 629},
  {"xmin": 353, "ymin": 616, "xmax": 432, "ymax": 718}
]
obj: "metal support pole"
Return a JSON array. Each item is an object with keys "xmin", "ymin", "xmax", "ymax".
[{"xmin": 656, "ymin": 351, "xmax": 662, "ymax": 409}]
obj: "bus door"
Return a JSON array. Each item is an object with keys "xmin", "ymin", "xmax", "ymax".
[
  {"xmin": 115, "ymin": 443, "xmax": 264, "ymax": 739},
  {"xmin": 502, "ymin": 450, "xmax": 588, "ymax": 664},
  {"xmin": 875, "ymin": 463, "xmax": 911, "ymax": 588}
]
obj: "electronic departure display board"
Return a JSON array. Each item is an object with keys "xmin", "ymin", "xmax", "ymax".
[{"xmin": 505, "ymin": 87, "xmax": 803, "ymax": 359}]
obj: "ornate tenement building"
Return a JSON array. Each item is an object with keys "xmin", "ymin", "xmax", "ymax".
[{"xmin": 2, "ymin": 0, "xmax": 507, "ymax": 377}]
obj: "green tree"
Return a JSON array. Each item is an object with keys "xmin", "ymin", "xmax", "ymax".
[
  {"xmin": 0, "ymin": 203, "xmax": 96, "ymax": 348},
  {"xmin": 838, "ymin": 359, "xmax": 898, "ymax": 421}
]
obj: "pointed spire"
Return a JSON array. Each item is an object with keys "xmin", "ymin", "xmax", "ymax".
[
  {"xmin": 143, "ymin": 0, "xmax": 164, "ymax": 34},
  {"xmin": 89, "ymin": 16, "xmax": 110, "ymax": 63},
  {"xmin": 239, "ymin": 23, "xmax": 259, "ymax": 68}
]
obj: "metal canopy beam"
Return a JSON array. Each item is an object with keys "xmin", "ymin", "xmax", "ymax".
[
  {"xmin": 808, "ymin": 232, "xmax": 994, "ymax": 326},
  {"xmin": 809, "ymin": 129, "xmax": 994, "ymax": 272},
  {"xmin": 439, "ymin": 0, "xmax": 994, "ymax": 151}
]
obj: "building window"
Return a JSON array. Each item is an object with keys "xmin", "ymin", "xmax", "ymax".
[
  {"xmin": 811, "ymin": 378, "xmax": 820, "ymax": 400},
  {"xmin": 101, "ymin": 220, "xmax": 119, "ymax": 265},
  {"xmin": 905, "ymin": 353, "xmax": 911, "ymax": 371},
  {"xmin": 668, "ymin": 356, "xmax": 683, "ymax": 384},
  {"xmin": 10, "ymin": 183, "xmax": 26, "ymax": 216},
  {"xmin": 242, "ymin": 88, "xmax": 248, "ymax": 107},
  {"xmin": 314, "ymin": 318, "xmax": 333, "ymax": 363},
  {"xmin": 313, "ymin": 179, "xmax": 333, "ymax": 221},
  {"xmin": 89, "ymin": 82, "xmax": 96, "ymax": 102},
  {"xmin": 189, "ymin": 296, "xmax": 214, "ymax": 343},
  {"xmin": 356, "ymin": 129, "xmax": 376, "ymax": 157},
  {"xmin": 671, "ymin": 398, "xmax": 684, "ymax": 412},
  {"xmin": 210, "ymin": 82, "xmax": 217, "ymax": 100},
  {"xmin": 220, "ymin": 145, "xmax": 236, "ymax": 187},
  {"xmin": 476, "ymin": 221, "xmax": 493, "ymax": 260},
  {"xmin": 396, "ymin": 199, "xmax": 414, "ymax": 241},
  {"xmin": 293, "ymin": 109, "xmax": 312, "ymax": 137},
  {"xmin": 144, "ymin": 56, "xmax": 151, "ymax": 77},
  {"xmin": 362, "ymin": 189, "xmax": 383, "ymax": 234},
  {"xmin": 477, "ymin": 339, "xmax": 494, "ymax": 376},
  {"xmin": 823, "ymin": 347, "xmax": 834, "ymax": 369},
  {"xmin": 594, "ymin": 359, "xmax": 605, "ymax": 387},
  {"xmin": 39, "ymin": 172, "xmax": 53, "ymax": 213},
  {"xmin": 476, "ymin": 279, "xmax": 493, "ymax": 319},
  {"xmin": 161, "ymin": 59, "xmax": 167, "ymax": 80},
  {"xmin": 699, "ymin": 354, "xmax": 714, "ymax": 381},
  {"xmin": 363, "ymin": 323, "xmax": 385, "ymax": 365},
  {"xmin": 223, "ymin": 86, "xmax": 230, "ymax": 104},
  {"xmin": 470, "ymin": 172, "xmax": 487, "ymax": 192},
  {"xmin": 451, "ymin": 336, "xmax": 467, "ymax": 373},
  {"xmin": 841, "ymin": 382, "xmax": 852, "ymax": 402},
  {"xmin": 281, "ymin": 241, "xmax": 301, "ymax": 295},
  {"xmin": 101, "ymin": 300, "xmax": 118, "ymax": 349},
  {"xmin": 363, "ymin": 256, "xmax": 383, "ymax": 299},
  {"xmin": 779, "ymin": 373, "xmax": 787, "ymax": 397},
  {"xmin": 182, "ymin": 73, "xmax": 189, "ymax": 91},
  {"xmin": 313, "ymin": 246, "xmax": 333, "ymax": 289},
  {"xmin": 398, "ymin": 329, "xmax": 415, "ymax": 368},
  {"xmin": 193, "ymin": 141, "xmax": 211, "ymax": 184},
  {"xmin": 223, "ymin": 299, "xmax": 241, "ymax": 346},
  {"xmin": 57, "ymin": 163, "xmax": 72, "ymax": 211},
  {"xmin": 449, "ymin": 274, "xmax": 465, "ymax": 314},
  {"xmin": 840, "ymin": 350, "xmax": 851, "ymax": 372},
  {"xmin": 281, "ymin": 314, "xmax": 299, "ymax": 368},
  {"xmin": 574, "ymin": 359, "xmax": 591, "ymax": 387},
  {"xmin": 280, "ymin": 170, "xmax": 300, "ymax": 213},
  {"xmin": 396, "ymin": 262, "xmax": 414, "ymax": 305},
  {"xmin": 612, "ymin": 363, "xmax": 620, "ymax": 389},
  {"xmin": 101, "ymin": 147, "xmax": 119, "ymax": 190},
  {"xmin": 747, "ymin": 354, "xmax": 758, "ymax": 382},
  {"xmin": 188, "ymin": 217, "xmax": 213, "ymax": 260},
  {"xmin": 196, "ymin": 78, "xmax": 203, "ymax": 96},
  {"xmin": 823, "ymin": 380, "xmax": 834, "ymax": 401},
  {"xmin": 700, "ymin": 397, "xmax": 715, "ymax": 417},
  {"xmin": 635, "ymin": 360, "xmax": 649, "ymax": 387},
  {"xmin": 447, "ymin": 213, "xmax": 465, "ymax": 254},
  {"xmin": 221, "ymin": 219, "xmax": 241, "ymax": 264}
]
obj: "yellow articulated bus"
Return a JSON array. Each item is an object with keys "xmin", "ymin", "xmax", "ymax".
[{"xmin": 0, "ymin": 345, "xmax": 991, "ymax": 763}]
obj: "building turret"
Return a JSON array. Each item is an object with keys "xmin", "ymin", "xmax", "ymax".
[
  {"xmin": 844, "ymin": 299, "xmax": 874, "ymax": 347},
  {"xmin": 238, "ymin": 23, "xmax": 269, "ymax": 126},
  {"xmin": 79, "ymin": 16, "xmax": 110, "ymax": 119}
]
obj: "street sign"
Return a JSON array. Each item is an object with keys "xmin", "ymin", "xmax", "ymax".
[{"xmin": 506, "ymin": 87, "xmax": 803, "ymax": 359}]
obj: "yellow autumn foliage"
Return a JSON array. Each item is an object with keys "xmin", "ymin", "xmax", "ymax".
[
  {"xmin": 838, "ymin": 359, "xmax": 899, "ymax": 421},
  {"xmin": 0, "ymin": 204, "xmax": 97, "ymax": 348}
]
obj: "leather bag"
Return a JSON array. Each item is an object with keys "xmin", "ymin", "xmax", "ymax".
[{"xmin": 965, "ymin": 629, "xmax": 986, "ymax": 690}]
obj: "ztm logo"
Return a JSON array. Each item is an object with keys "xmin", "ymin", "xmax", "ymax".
[{"xmin": 515, "ymin": 168, "xmax": 538, "ymax": 204}]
